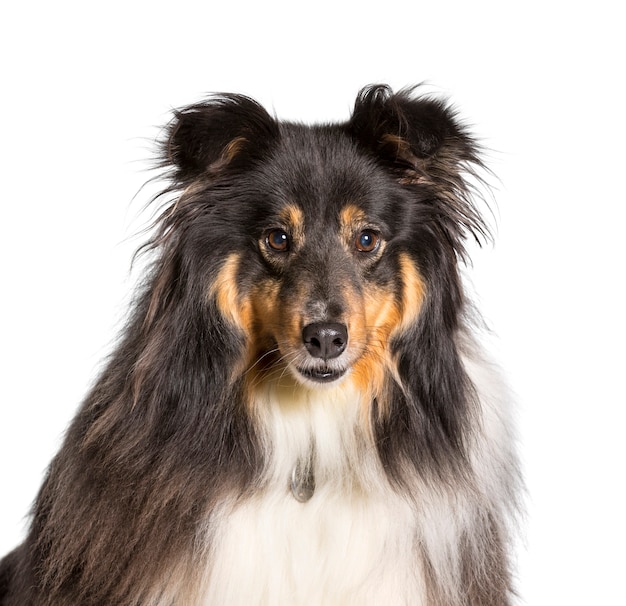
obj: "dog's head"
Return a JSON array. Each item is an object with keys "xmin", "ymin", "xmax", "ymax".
[{"xmin": 154, "ymin": 86, "xmax": 487, "ymax": 402}]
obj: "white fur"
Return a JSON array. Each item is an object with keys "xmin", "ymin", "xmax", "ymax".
[{"xmin": 194, "ymin": 349, "xmax": 516, "ymax": 605}]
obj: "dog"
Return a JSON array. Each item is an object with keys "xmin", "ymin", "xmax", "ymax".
[{"xmin": 0, "ymin": 85, "xmax": 521, "ymax": 605}]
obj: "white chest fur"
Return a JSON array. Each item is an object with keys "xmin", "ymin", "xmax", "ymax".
[{"xmin": 199, "ymin": 379, "xmax": 427, "ymax": 605}]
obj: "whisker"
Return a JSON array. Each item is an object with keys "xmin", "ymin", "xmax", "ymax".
[
  {"xmin": 246, "ymin": 350, "xmax": 300, "ymax": 391},
  {"xmin": 244, "ymin": 347, "xmax": 281, "ymax": 376}
]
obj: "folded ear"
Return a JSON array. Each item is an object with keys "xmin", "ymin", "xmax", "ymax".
[
  {"xmin": 346, "ymin": 85, "xmax": 489, "ymax": 245},
  {"xmin": 347, "ymin": 84, "xmax": 481, "ymax": 181},
  {"xmin": 164, "ymin": 94, "xmax": 279, "ymax": 182}
]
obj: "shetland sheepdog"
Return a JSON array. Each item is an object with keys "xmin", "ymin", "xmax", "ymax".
[{"xmin": 0, "ymin": 85, "xmax": 521, "ymax": 605}]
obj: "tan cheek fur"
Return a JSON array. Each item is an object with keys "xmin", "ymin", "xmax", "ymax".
[
  {"xmin": 211, "ymin": 253, "xmax": 248, "ymax": 330},
  {"xmin": 211, "ymin": 253, "xmax": 288, "ymax": 388},
  {"xmin": 350, "ymin": 253, "xmax": 426, "ymax": 409}
]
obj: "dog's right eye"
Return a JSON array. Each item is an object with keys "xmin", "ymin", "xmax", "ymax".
[
  {"xmin": 266, "ymin": 229, "xmax": 290, "ymax": 252},
  {"xmin": 355, "ymin": 229, "xmax": 380, "ymax": 253}
]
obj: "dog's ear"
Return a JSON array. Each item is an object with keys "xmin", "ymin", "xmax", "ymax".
[
  {"xmin": 346, "ymin": 84, "xmax": 481, "ymax": 185},
  {"xmin": 346, "ymin": 85, "xmax": 489, "ymax": 246},
  {"xmin": 164, "ymin": 94, "xmax": 279, "ymax": 182}
]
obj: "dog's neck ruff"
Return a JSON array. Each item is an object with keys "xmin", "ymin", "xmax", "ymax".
[
  {"xmin": 251, "ymin": 373, "xmax": 384, "ymax": 498},
  {"xmin": 201, "ymin": 376, "xmax": 428, "ymax": 604}
]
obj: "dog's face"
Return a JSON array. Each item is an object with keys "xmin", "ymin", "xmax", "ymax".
[{"xmin": 209, "ymin": 131, "xmax": 426, "ymax": 398}]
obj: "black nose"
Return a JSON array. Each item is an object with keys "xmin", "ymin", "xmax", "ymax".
[{"xmin": 302, "ymin": 322, "xmax": 348, "ymax": 360}]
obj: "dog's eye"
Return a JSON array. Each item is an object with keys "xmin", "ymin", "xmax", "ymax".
[
  {"xmin": 266, "ymin": 229, "xmax": 290, "ymax": 252},
  {"xmin": 355, "ymin": 230, "xmax": 380, "ymax": 253}
]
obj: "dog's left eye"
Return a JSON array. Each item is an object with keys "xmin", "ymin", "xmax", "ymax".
[
  {"xmin": 266, "ymin": 229, "xmax": 290, "ymax": 252},
  {"xmin": 355, "ymin": 230, "xmax": 380, "ymax": 253}
]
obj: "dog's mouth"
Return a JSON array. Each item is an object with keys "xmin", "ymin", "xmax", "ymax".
[{"xmin": 296, "ymin": 366, "xmax": 347, "ymax": 384}]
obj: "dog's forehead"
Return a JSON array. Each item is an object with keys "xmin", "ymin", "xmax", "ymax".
[{"xmin": 264, "ymin": 125, "xmax": 391, "ymax": 226}]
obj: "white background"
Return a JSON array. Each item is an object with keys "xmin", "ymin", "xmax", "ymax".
[{"xmin": 1, "ymin": 1, "xmax": 624, "ymax": 603}]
